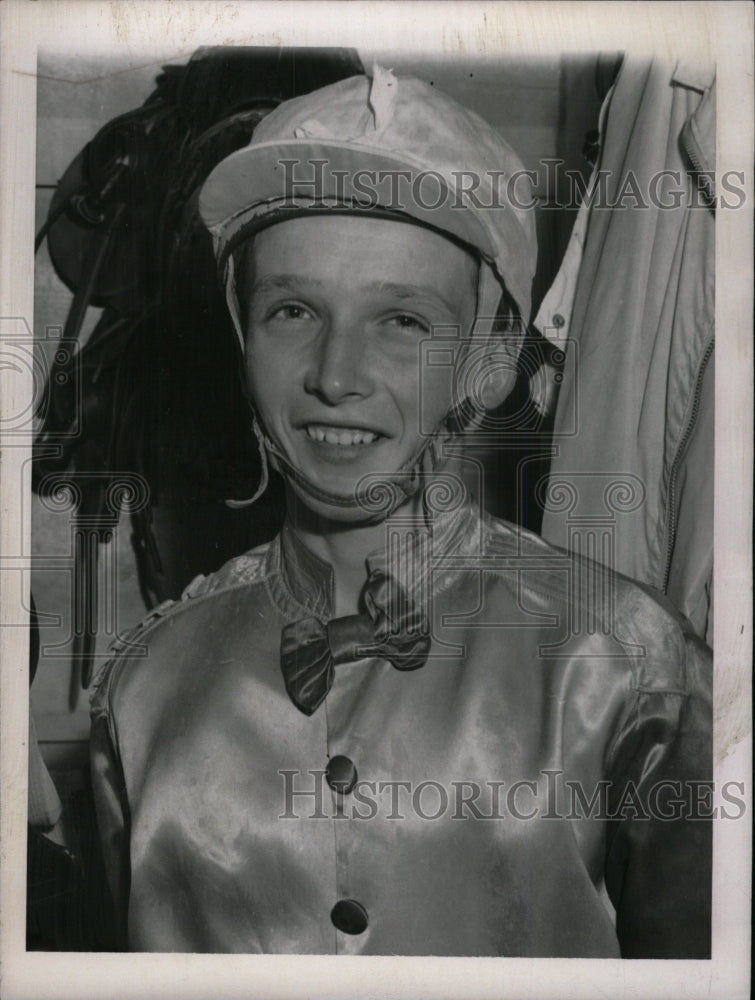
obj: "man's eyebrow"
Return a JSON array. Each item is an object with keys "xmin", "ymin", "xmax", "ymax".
[
  {"xmin": 247, "ymin": 274, "xmax": 329, "ymax": 299},
  {"xmin": 248, "ymin": 274, "xmax": 327, "ymax": 297},
  {"xmin": 365, "ymin": 281, "xmax": 464, "ymax": 315},
  {"xmin": 248, "ymin": 275, "xmax": 468, "ymax": 316}
]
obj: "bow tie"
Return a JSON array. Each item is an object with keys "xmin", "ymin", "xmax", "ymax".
[{"xmin": 280, "ymin": 566, "xmax": 431, "ymax": 715}]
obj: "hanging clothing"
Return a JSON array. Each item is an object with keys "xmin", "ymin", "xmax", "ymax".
[{"xmin": 540, "ymin": 58, "xmax": 715, "ymax": 644}]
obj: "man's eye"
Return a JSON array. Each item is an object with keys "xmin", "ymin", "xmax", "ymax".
[
  {"xmin": 267, "ymin": 303, "xmax": 313, "ymax": 322},
  {"xmin": 385, "ymin": 313, "xmax": 429, "ymax": 333}
]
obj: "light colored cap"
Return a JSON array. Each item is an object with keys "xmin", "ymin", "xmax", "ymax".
[{"xmin": 199, "ymin": 66, "xmax": 538, "ymax": 328}]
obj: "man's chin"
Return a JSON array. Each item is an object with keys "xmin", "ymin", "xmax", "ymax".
[
  {"xmin": 284, "ymin": 479, "xmax": 387, "ymax": 526},
  {"xmin": 281, "ymin": 461, "xmax": 414, "ymax": 525}
]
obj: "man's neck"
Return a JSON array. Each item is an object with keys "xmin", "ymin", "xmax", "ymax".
[{"xmin": 284, "ymin": 487, "xmax": 428, "ymax": 616}]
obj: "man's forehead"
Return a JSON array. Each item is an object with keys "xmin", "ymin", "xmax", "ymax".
[
  {"xmin": 244, "ymin": 214, "xmax": 479, "ymax": 283},
  {"xmin": 250, "ymin": 211, "xmax": 477, "ymax": 252}
]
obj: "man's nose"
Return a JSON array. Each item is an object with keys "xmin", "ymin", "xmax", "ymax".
[{"xmin": 303, "ymin": 320, "xmax": 372, "ymax": 403}]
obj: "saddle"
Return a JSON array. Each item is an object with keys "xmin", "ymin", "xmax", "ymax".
[{"xmin": 33, "ymin": 46, "xmax": 364, "ymax": 697}]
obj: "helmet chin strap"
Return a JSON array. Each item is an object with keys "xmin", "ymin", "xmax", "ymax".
[{"xmin": 227, "ymin": 404, "xmax": 465, "ymax": 525}]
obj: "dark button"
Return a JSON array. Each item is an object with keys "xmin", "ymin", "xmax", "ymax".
[
  {"xmin": 552, "ymin": 313, "xmax": 565, "ymax": 328},
  {"xmin": 326, "ymin": 755, "xmax": 358, "ymax": 795},
  {"xmin": 331, "ymin": 899, "xmax": 368, "ymax": 935}
]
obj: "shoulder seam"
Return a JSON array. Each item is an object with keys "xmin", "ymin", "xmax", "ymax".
[
  {"xmin": 90, "ymin": 569, "xmax": 275, "ymax": 712},
  {"xmin": 480, "ymin": 518, "xmax": 690, "ymax": 692}
]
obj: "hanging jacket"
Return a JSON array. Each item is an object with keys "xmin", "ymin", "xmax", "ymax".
[{"xmin": 540, "ymin": 58, "xmax": 715, "ymax": 645}]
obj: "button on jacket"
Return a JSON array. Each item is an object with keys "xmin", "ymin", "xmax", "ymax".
[{"xmin": 89, "ymin": 504, "xmax": 712, "ymax": 956}]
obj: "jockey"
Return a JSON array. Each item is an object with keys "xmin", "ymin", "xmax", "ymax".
[{"xmin": 90, "ymin": 67, "xmax": 712, "ymax": 958}]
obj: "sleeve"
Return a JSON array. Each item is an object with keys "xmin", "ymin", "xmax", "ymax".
[
  {"xmin": 604, "ymin": 632, "xmax": 713, "ymax": 958},
  {"xmin": 89, "ymin": 669, "xmax": 131, "ymax": 950}
]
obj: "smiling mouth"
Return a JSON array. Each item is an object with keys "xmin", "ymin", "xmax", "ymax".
[{"xmin": 304, "ymin": 424, "xmax": 383, "ymax": 447}]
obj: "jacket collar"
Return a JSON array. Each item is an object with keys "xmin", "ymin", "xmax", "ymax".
[{"xmin": 269, "ymin": 497, "xmax": 481, "ymax": 621}]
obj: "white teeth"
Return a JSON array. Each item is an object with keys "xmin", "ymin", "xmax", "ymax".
[{"xmin": 306, "ymin": 425, "xmax": 378, "ymax": 446}]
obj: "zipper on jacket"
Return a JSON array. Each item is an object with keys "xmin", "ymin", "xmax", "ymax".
[
  {"xmin": 683, "ymin": 134, "xmax": 715, "ymax": 205},
  {"xmin": 681, "ymin": 108, "xmax": 715, "ymax": 205},
  {"xmin": 660, "ymin": 338, "xmax": 714, "ymax": 593}
]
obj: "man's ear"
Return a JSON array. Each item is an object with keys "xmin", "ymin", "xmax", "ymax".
[
  {"xmin": 479, "ymin": 363, "xmax": 517, "ymax": 410},
  {"xmin": 451, "ymin": 332, "xmax": 521, "ymax": 429},
  {"xmin": 477, "ymin": 336, "xmax": 521, "ymax": 410}
]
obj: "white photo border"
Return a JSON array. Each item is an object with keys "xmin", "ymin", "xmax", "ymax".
[{"xmin": 1, "ymin": 2, "xmax": 751, "ymax": 998}]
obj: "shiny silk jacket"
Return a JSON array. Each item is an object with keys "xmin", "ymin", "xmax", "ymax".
[{"xmin": 90, "ymin": 504, "xmax": 712, "ymax": 956}]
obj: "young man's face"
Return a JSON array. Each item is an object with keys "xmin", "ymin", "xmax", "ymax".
[{"xmin": 242, "ymin": 214, "xmax": 478, "ymax": 515}]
